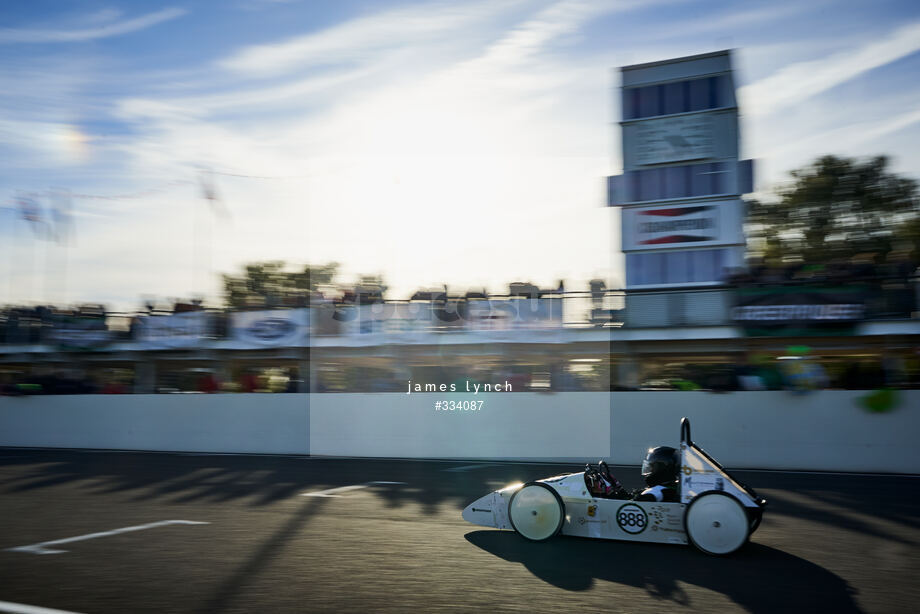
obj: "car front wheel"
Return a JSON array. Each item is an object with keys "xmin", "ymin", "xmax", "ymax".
[{"xmin": 508, "ymin": 482, "xmax": 565, "ymax": 542}]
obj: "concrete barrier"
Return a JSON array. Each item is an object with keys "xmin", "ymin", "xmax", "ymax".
[
  {"xmin": 309, "ymin": 392, "xmax": 610, "ymax": 460},
  {"xmin": 609, "ymin": 390, "xmax": 919, "ymax": 473},
  {"xmin": 1, "ymin": 391, "xmax": 917, "ymax": 472},
  {"xmin": 0, "ymin": 394, "xmax": 308, "ymax": 455}
]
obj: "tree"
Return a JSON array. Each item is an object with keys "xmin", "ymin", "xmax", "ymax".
[
  {"xmin": 222, "ymin": 261, "xmax": 339, "ymax": 309},
  {"xmin": 746, "ymin": 155, "xmax": 919, "ymax": 267}
]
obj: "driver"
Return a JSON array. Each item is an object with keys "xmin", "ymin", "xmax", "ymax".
[{"xmin": 635, "ymin": 446, "xmax": 679, "ymax": 502}]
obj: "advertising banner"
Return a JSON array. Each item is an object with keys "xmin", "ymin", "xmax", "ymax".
[
  {"xmin": 622, "ymin": 200, "xmax": 742, "ymax": 252},
  {"xmin": 135, "ymin": 312, "xmax": 213, "ymax": 349},
  {"xmin": 634, "ymin": 114, "xmax": 713, "ymax": 165},
  {"xmin": 732, "ymin": 285, "xmax": 868, "ymax": 336},
  {"xmin": 333, "ymin": 302, "xmax": 438, "ymax": 335},
  {"xmin": 317, "ymin": 299, "xmax": 565, "ymax": 336},
  {"xmin": 465, "ymin": 298, "xmax": 564, "ymax": 330},
  {"xmin": 229, "ymin": 309, "xmax": 309, "ymax": 347},
  {"xmin": 46, "ymin": 316, "xmax": 113, "ymax": 351}
]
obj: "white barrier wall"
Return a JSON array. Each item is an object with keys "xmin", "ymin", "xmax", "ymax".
[
  {"xmin": 608, "ymin": 391, "xmax": 919, "ymax": 473},
  {"xmin": 309, "ymin": 392, "xmax": 610, "ymax": 459},
  {"xmin": 1, "ymin": 391, "xmax": 917, "ymax": 473},
  {"xmin": 0, "ymin": 394, "xmax": 308, "ymax": 455}
]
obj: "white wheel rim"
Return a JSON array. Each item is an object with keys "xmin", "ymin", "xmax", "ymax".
[
  {"xmin": 686, "ymin": 494, "xmax": 748, "ymax": 554},
  {"xmin": 509, "ymin": 485, "xmax": 562, "ymax": 541}
]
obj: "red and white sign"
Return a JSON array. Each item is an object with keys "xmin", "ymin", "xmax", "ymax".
[{"xmin": 621, "ymin": 199, "xmax": 742, "ymax": 252}]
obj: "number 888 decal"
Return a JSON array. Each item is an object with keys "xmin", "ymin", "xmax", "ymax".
[{"xmin": 615, "ymin": 503, "xmax": 648, "ymax": 534}]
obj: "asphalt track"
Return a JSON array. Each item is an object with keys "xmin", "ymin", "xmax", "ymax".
[{"xmin": 1, "ymin": 450, "xmax": 917, "ymax": 613}]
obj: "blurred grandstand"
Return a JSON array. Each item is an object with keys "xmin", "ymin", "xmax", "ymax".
[{"xmin": 1, "ymin": 262, "xmax": 918, "ymax": 395}]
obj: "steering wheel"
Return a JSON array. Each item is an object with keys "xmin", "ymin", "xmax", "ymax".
[
  {"xmin": 598, "ymin": 460, "xmax": 611, "ymax": 479},
  {"xmin": 584, "ymin": 465, "xmax": 601, "ymax": 492}
]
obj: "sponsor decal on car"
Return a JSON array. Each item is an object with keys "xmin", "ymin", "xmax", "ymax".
[
  {"xmin": 616, "ymin": 503, "xmax": 648, "ymax": 535},
  {"xmin": 652, "ymin": 525, "xmax": 684, "ymax": 533},
  {"xmin": 587, "ymin": 505, "xmax": 597, "ymax": 517}
]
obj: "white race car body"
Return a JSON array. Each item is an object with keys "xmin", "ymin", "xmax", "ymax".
[
  {"xmin": 463, "ymin": 473, "xmax": 691, "ymax": 544},
  {"xmin": 462, "ymin": 418, "xmax": 766, "ymax": 554}
]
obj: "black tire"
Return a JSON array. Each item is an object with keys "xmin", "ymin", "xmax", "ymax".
[
  {"xmin": 684, "ymin": 491, "xmax": 750, "ymax": 556},
  {"xmin": 748, "ymin": 507, "xmax": 763, "ymax": 535},
  {"xmin": 508, "ymin": 482, "xmax": 565, "ymax": 542}
]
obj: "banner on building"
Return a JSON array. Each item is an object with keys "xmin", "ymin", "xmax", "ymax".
[
  {"xmin": 46, "ymin": 315, "xmax": 113, "ymax": 351},
  {"xmin": 329, "ymin": 302, "xmax": 438, "ymax": 335},
  {"xmin": 465, "ymin": 298, "xmax": 564, "ymax": 330},
  {"xmin": 229, "ymin": 309, "xmax": 309, "ymax": 347},
  {"xmin": 135, "ymin": 312, "xmax": 213, "ymax": 349},
  {"xmin": 313, "ymin": 299, "xmax": 564, "ymax": 336},
  {"xmin": 732, "ymin": 285, "xmax": 868, "ymax": 336}
]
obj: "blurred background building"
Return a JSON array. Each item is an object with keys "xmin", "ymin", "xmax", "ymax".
[
  {"xmin": 608, "ymin": 50, "xmax": 753, "ymax": 289},
  {"xmin": 1, "ymin": 51, "xmax": 918, "ymax": 399}
]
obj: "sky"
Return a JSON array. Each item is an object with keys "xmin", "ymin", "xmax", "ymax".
[{"xmin": 1, "ymin": 0, "xmax": 919, "ymax": 311}]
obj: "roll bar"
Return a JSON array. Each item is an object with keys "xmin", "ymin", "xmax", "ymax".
[{"xmin": 679, "ymin": 416, "xmax": 764, "ymax": 505}]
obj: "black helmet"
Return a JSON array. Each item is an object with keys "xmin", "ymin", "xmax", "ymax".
[{"xmin": 641, "ymin": 446, "xmax": 678, "ymax": 487}]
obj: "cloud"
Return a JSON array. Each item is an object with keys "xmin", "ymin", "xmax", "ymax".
[
  {"xmin": 642, "ymin": 1, "xmax": 820, "ymax": 44},
  {"xmin": 743, "ymin": 81, "xmax": 920, "ymax": 199},
  {"xmin": 476, "ymin": 0, "xmax": 605, "ymax": 66},
  {"xmin": 119, "ymin": 0, "xmax": 632, "ymax": 124},
  {"xmin": 116, "ymin": 64, "xmax": 377, "ymax": 121},
  {"xmin": 121, "ymin": 1, "xmax": 625, "ymax": 122},
  {"xmin": 741, "ymin": 20, "xmax": 920, "ymax": 116},
  {"xmin": 856, "ymin": 107, "xmax": 920, "ymax": 144},
  {"xmin": 81, "ymin": 9, "xmax": 125, "ymax": 25},
  {"xmin": 0, "ymin": 7, "xmax": 187, "ymax": 44},
  {"xmin": 58, "ymin": 0, "xmax": 624, "ymax": 306},
  {"xmin": 220, "ymin": 0, "xmax": 523, "ymax": 76},
  {"xmin": 758, "ymin": 105, "xmax": 920, "ymax": 161}
]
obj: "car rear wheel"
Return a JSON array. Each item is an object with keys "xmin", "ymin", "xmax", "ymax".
[
  {"xmin": 508, "ymin": 482, "xmax": 565, "ymax": 542},
  {"xmin": 685, "ymin": 492, "xmax": 750, "ymax": 555},
  {"xmin": 748, "ymin": 507, "xmax": 763, "ymax": 535}
]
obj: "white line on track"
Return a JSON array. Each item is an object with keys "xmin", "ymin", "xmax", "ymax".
[
  {"xmin": 0, "ymin": 601, "xmax": 85, "ymax": 614},
  {"xmin": 301, "ymin": 481, "xmax": 406, "ymax": 497},
  {"xmin": 443, "ymin": 464, "xmax": 497, "ymax": 472},
  {"xmin": 5, "ymin": 520, "xmax": 209, "ymax": 555}
]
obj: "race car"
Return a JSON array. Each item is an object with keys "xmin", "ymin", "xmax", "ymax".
[{"xmin": 462, "ymin": 417, "xmax": 766, "ymax": 555}]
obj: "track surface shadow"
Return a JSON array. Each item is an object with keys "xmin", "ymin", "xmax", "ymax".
[
  {"xmin": 199, "ymin": 496, "xmax": 327, "ymax": 613},
  {"xmin": 465, "ymin": 530, "xmax": 862, "ymax": 613}
]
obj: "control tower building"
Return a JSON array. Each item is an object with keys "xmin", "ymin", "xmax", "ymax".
[{"xmin": 608, "ymin": 50, "xmax": 753, "ymax": 289}]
